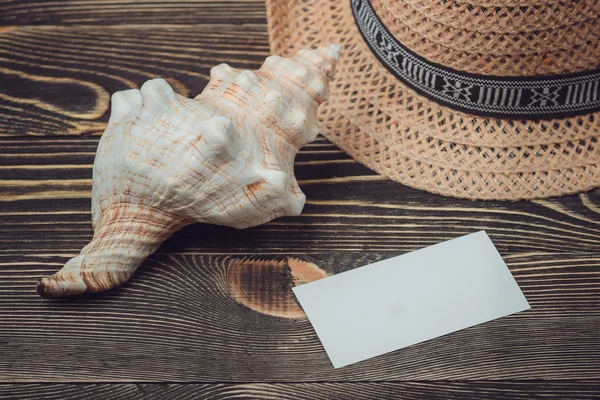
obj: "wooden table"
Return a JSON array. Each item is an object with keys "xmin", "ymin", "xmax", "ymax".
[{"xmin": 1, "ymin": 2, "xmax": 599, "ymax": 398}]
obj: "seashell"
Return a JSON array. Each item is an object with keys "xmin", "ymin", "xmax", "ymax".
[{"xmin": 36, "ymin": 44, "xmax": 341, "ymax": 298}]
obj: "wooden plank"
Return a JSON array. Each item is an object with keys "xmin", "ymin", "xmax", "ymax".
[
  {"xmin": 1, "ymin": 382, "xmax": 600, "ymax": 399},
  {"xmin": 1, "ymin": 137, "xmax": 600, "ymax": 255},
  {"xmin": 2, "ymin": 0, "xmax": 597, "ymax": 395},
  {"xmin": 0, "ymin": 1, "xmax": 266, "ymax": 25},
  {"xmin": 0, "ymin": 141, "xmax": 599, "ymax": 381},
  {"xmin": 1, "ymin": 249, "xmax": 599, "ymax": 381},
  {"xmin": 1, "ymin": 136, "xmax": 599, "ymax": 383},
  {"xmin": 3, "ymin": 198, "xmax": 600, "ymax": 255},
  {"xmin": 0, "ymin": 25, "xmax": 268, "ymax": 136}
]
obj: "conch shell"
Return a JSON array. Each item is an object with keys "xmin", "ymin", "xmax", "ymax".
[{"xmin": 37, "ymin": 45, "xmax": 340, "ymax": 298}]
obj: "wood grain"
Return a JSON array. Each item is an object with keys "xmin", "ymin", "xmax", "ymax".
[
  {"xmin": 1, "ymin": 0, "xmax": 600, "ymax": 395},
  {"xmin": 1, "ymin": 382, "xmax": 600, "ymax": 400},
  {"xmin": 0, "ymin": 1, "xmax": 267, "ymax": 25},
  {"xmin": 1, "ymin": 248, "xmax": 600, "ymax": 381},
  {"xmin": 1, "ymin": 137, "xmax": 600, "ymax": 255},
  {"xmin": 0, "ymin": 25, "xmax": 268, "ymax": 136}
]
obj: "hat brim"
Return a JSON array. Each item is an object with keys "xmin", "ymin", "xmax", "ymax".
[{"xmin": 267, "ymin": 0, "xmax": 600, "ymax": 200}]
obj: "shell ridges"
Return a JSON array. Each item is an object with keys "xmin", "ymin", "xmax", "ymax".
[{"xmin": 36, "ymin": 45, "xmax": 340, "ymax": 298}]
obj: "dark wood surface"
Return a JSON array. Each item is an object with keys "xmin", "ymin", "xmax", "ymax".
[
  {"xmin": 2, "ymin": 382, "xmax": 600, "ymax": 400},
  {"xmin": 1, "ymin": 1, "xmax": 599, "ymax": 399}
]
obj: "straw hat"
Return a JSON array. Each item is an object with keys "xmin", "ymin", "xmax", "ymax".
[{"xmin": 266, "ymin": 0, "xmax": 600, "ymax": 200}]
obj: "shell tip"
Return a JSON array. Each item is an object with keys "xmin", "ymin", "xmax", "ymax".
[
  {"xmin": 320, "ymin": 43, "xmax": 341, "ymax": 61},
  {"xmin": 36, "ymin": 277, "xmax": 60, "ymax": 299},
  {"xmin": 36, "ymin": 273, "xmax": 89, "ymax": 298}
]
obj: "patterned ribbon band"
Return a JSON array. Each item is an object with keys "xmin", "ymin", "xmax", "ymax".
[{"xmin": 351, "ymin": 0, "xmax": 600, "ymax": 120}]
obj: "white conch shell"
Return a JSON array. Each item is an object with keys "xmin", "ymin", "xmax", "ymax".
[{"xmin": 37, "ymin": 44, "xmax": 341, "ymax": 298}]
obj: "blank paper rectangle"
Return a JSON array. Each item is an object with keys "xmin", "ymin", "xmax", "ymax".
[{"xmin": 292, "ymin": 231, "xmax": 530, "ymax": 368}]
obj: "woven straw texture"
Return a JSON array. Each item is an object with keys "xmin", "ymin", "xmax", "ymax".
[
  {"xmin": 266, "ymin": 0, "xmax": 600, "ymax": 200},
  {"xmin": 377, "ymin": 0, "xmax": 600, "ymax": 76}
]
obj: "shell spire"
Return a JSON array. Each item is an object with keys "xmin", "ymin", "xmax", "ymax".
[{"xmin": 36, "ymin": 45, "xmax": 340, "ymax": 298}]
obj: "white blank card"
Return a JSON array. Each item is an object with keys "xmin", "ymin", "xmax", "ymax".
[{"xmin": 292, "ymin": 231, "xmax": 530, "ymax": 368}]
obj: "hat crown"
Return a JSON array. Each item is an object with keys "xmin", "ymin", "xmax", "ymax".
[
  {"xmin": 266, "ymin": 0, "xmax": 600, "ymax": 200},
  {"xmin": 372, "ymin": 0, "xmax": 600, "ymax": 76}
]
